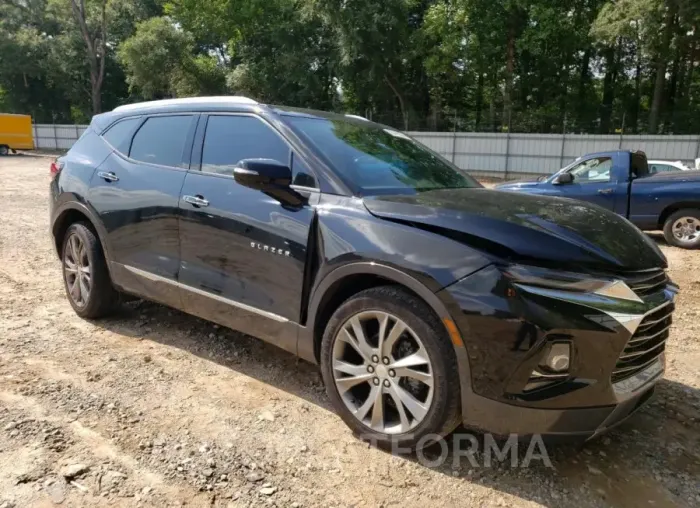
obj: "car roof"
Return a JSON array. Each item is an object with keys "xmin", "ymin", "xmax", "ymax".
[{"xmin": 92, "ymin": 96, "xmax": 375, "ymax": 133}]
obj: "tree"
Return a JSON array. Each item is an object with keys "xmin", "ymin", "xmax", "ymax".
[
  {"xmin": 118, "ymin": 17, "xmax": 195, "ymax": 98},
  {"xmin": 68, "ymin": 0, "xmax": 107, "ymax": 115}
]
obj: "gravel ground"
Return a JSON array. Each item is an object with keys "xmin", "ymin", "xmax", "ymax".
[{"xmin": 0, "ymin": 155, "xmax": 698, "ymax": 508}]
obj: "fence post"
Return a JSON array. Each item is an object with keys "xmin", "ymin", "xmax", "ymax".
[
  {"xmin": 504, "ymin": 131, "xmax": 511, "ymax": 180},
  {"xmin": 74, "ymin": 124, "xmax": 79, "ymax": 145},
  {"xmin": 695, "ymin": 134, "xmax": 700, "ymax": 162},
  {"xmin": 53, "ymin": 123, "xmax": 58, "ymax": 150},
  {"xmin": 33, "ymin": 124, "xmax": 38, "ymax": 150},
  {"xmin": 559, "ymin": 115, "xmax": 567, "ymax": 169},
  {"xmin": 618, "ymin": 112, "xmax": 626, "ymax": 149},
  {"xmin": 451, "ymin": 109, "xmax": 458, "ymax": 164},
  {"xmin": 503, "ymin": 111, "xmax": 512, "ymax": 180}
]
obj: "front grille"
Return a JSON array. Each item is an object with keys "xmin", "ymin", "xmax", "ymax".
[
  {"xmin": 611, "ymin": 302, "xmax": 673, "ymax": 383},
  {"xmin": 621, "ymin": 269, "xmax": 669, "ymax": 297}
]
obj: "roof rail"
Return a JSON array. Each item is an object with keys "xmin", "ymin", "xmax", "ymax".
[
  {"xmin": 113, "ymin": 96, "xmax": 258, "ymax": 112},
  {"xmin": 344, "ymin": 114, "xmax": 370, "ymax": 121}
]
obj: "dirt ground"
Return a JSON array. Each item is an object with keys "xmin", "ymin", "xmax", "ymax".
[{"xmin": 0, "ymin": 155, "xmax": 698, "ymax": 508}]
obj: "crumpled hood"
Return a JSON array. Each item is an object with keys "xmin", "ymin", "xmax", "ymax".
[{"xmin": 362, "ymin": 188, "xmax": 666, "ymax": 271}]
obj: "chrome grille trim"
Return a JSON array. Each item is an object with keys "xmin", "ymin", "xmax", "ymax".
[{"xmin": 612, "ymin": 300, "xmax": 674, "ymax": 384}]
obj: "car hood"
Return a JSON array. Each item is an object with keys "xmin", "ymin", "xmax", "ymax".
[
  {"xmin": 495, "ymin": 179, "xmax": 542, "ymax": 189},
  {"xmin": 362, "ymin": 188, "xmax": 666, "ymax": 271}
]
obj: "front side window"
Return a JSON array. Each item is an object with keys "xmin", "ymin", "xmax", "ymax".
[
  {"xmin": 129, "ymin": 115, "xmax": 193, "ymax": 168},
  {"xmin": 569, "ymin": 157, "xmax": 613, "ymax": 183},
  {"xmin": 285, "ymin": 115, "xmax": 479, "ymax": 196}
]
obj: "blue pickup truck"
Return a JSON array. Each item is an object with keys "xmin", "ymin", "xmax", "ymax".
[{"xmin": 496, "ymin": 150, "xmax": 700, "ymax": 249}]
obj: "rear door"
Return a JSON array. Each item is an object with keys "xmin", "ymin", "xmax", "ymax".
[
  {"xmin": 88, "ymin": 114, "xmax": 198, "ymax": 308},
  {"xmin": 177, "ymin": 113, "xmax": 318, "ymax": 353}
]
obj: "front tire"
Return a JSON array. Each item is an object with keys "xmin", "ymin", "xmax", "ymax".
[
  {"xmin": 61, "ymin": 222, "xmax": 118, "ymax": 318},
  {"xmin": 663, "ymin": 209, "xmax": 700, "ymax": 249},
  {"xmin": 0, "ymin": 145, "xmax": 9, "ymax": 156},
  {"xmin": 320, "ymin": 286, "xmax": 461, "ymax": 450}
]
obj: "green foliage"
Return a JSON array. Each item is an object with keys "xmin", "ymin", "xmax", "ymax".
[{"xmin": 1, "ymin": 0, "xmax": 699, "ymax": 133}]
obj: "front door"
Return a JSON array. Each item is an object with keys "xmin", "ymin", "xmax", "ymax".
[
  {"xmin": 88, "ymin": 114, "xmax": 198, "ymax": 308},
  {"xmin": 546, "ymin": 156, "xmax": 618, "ymax": 210},
  {"xmin": 178, "ymin": 114, "xmax": 318, "ymax": 353}
]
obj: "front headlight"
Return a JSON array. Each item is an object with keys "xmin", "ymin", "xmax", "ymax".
[
  {"xmin": 501, "ymin": 264, "xmax": 642, "ymax": 303},
  {"xmin": 501, "ymin": 264, "xmax": 648, "ymax": 333}
]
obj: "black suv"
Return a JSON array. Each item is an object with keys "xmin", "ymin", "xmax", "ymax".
[{"xmin": 50, "ymin": 97, "xmax": 677, "ymax": 448}]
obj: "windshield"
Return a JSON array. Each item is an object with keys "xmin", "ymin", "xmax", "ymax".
[{"xmin": 284, "ymin": 115, "xmax": 480, "ymax": 196}]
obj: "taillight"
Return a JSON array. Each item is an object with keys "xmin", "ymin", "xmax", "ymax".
[{"xmin": 50, "ymin": 160, "xmax": 64, "ymax": 179}]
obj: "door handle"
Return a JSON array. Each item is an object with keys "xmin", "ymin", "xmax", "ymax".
[
  {"xmin": 97, "ymin": 171, "xmax": 119, "ymax": 182},
  {"xmin": 597, "ymin": 188, "xmax": 614, "ymax": 195},
  {"xmin": 183, "ymin": 195, "xmax": 210, "ymax": 207}
]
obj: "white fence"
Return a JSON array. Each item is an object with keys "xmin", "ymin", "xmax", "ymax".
[
  {"xmin": 34, "ymin": 123, "xmax": 700, "ymax": 179},
  {"xmin": 410, "ymin": 132, "xmax": 700, "ymax": 179},
  {"xmin": 33, "ymin": 124, "xmax": 89, "ymax": 150}
]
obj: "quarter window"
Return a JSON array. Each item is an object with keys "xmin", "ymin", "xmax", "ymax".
[
  {"xmin": 129, "ymin": 115, "xmax": 194, "ymax": 168},
  {"xmin": 102, "ymin": 117, "xmax": 140, "ymax": 154}
]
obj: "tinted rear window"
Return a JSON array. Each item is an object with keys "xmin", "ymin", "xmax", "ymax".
[
  {"xmin": 102, "ymin": 118, "xmax": 140, "ymax": 153},
  {"xmin": 130, "ymin": 115, "xmax": 194, "ymax": 168}
]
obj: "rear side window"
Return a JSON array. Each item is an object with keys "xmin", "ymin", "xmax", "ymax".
[
  {"xmin": 102, "ymin": 118, "xmax": 140, "ymax": 154},
  {"xmin": 130, "ymin": 115, "xmax": 194, "ymax": 168}
]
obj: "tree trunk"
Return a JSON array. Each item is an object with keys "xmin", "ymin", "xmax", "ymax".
[
  {"xmin": 489, "ymin": 73, "xmax": 498, "ymax": 132},
  {"xmin": 665, "ymin": 45, "xmax": 682, "ymax": 133},
  {"xmin": 648, "ymin": 3, "xmax": 677, "ymax": 133},
  {"xmin": 575, "ymin": 48, "xmax": 591, "ymax": 131},
  {"xmin": 384, "ymin": 74, "xmax": 408, "ymax": 131},
  {"xmin": 71, "ymin": 0, "xmax": 107, "ymax": 116},
  {"xmin": 683, "ymin": 39, "xmax": 698, "ymax": 108},
  {"xmin": 630, "ymin": 32, "xmax": 642, "ymax": 134},
  {"xmin": 599, "ymin": 46, "xmax": 617, "ymax": 134},
  {"xmin": 502, "ymin": 23, "xmax": 515, "ymax": 131},
  {"xmin": 475, "ymin": 69, "xmax": 484, "ymax": 131}
]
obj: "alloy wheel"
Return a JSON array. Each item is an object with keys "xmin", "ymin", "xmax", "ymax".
[
  {"xmin": 63, "ymin": 233, "xmax": 91, "ymax": 307},
  {"xmin": 331, "ymin": 311, "xmax": 434, "ymax": 434},
  {"xmin": 672, "ymin": 216, "xmax": 700, "ymax": 244}
]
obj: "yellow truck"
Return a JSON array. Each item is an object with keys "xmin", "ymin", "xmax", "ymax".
[{"xmin": 0, "ymin": 113, "xmax": 34, "ymax": 155}]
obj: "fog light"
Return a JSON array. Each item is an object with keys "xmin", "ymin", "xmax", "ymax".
[{"xmin": 540, "ymin": 342, "xmax": 571, "ymax": 373}]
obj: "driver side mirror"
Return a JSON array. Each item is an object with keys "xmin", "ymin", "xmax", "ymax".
[
  {"xmin": 553, "ymin": 172, "xmax": 574, "ymax": 185},
  {"xmin": 234, "ymin": 159, "xmax": 292, "ymax": 190},
  {"xmin": 234, "ymin": 159, "xmax": 305, "ymax": 207}
]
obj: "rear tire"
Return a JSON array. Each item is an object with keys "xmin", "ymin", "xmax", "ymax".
[
  {"xmin": 320, "ymin": 285, "xmax": 461, "ymax": 450},
  {"xmin": 0, "ymin": 145, "xmax": 9, "ymax": 156},
  {"xmin": 61, "ymin": 222, "xmax": 118, "ymax": 318},
  {"xmin": 663, "ymin": 209, "xmax": 700, "ymax": 249}
]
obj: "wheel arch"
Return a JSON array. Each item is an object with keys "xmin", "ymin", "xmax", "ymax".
[
  {"xmin": 658, "ymin": 201, "xmax": 700, "ymax": 229},
  {"xmin": 301, "ymin": 262, "xmax": 463, "ymax": 366},
  {"xmin": 52, "ymin": 202, "xmax": 111, "ymax": 261}
]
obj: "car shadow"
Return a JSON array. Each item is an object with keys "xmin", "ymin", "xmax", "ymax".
[
  {"xmin": 646, "ymin": 231, "xmax": 666, "ymax": 245},
  {"xmin": 94, "ymin": 299, "xmax": 700, "ymax": 508},
  {"xmin": 97, "ymin": 298, "xmax": 332, "ymax": 411}
]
